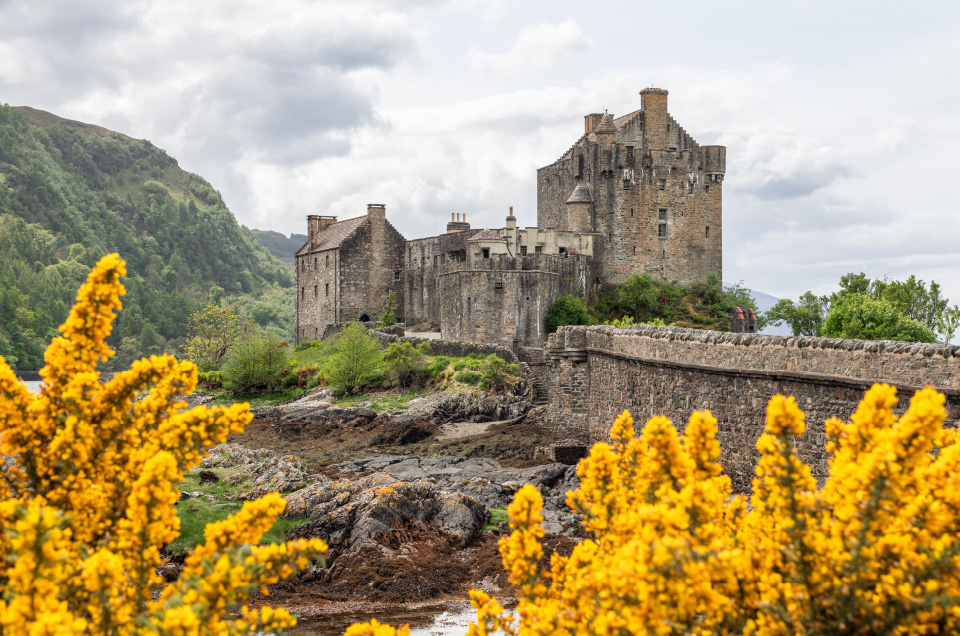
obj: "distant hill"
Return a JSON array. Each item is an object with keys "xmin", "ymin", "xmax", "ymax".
[
  {"xmin": 0, "ymin": 105, "xmax": 294, "ymax": 370},
  {"xmin": 251, "ymin": 229, "xmax": 306, "ymax": 263}
]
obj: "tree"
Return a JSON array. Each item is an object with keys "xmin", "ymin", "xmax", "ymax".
[
  {"xmin": 823, "ymin": 294, "xmax": 936, "ymax": 343},
  {"xmin": 545, "ymin": 295, "xmax": 592, "ymax": 333},
  {"xmin": 763, "ymin": 292, "xmax": 829, "ymax": 336},
  {"xmin": 324, "ymin": 322, "xmax": 384, "ymax": 394},
  {"xmin": 378, "ymin": 291, "xmax": 398, "ymax": 328},
  {"xmin": 0, "ymin": 254, "xmax": 325, "ymax": 633},
  {"xmin": 184, "ymin": 303, "xmax": 250, "ymax": 371}
]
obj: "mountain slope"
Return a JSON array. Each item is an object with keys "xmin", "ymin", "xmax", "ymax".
[{"xmin": 0, "ymin": 105, "xmax": 293, "ymax": 370}]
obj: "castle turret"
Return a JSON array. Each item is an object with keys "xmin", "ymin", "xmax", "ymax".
[{"xmin": 564, "ymin": 183, "xmax": 593, "ymax": 233}]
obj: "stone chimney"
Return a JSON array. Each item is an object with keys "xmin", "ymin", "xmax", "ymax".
[
  {"xmin": 584, "ymin": 113, "xmax": 603, "ymax": 135},
  {"xmin": 506, "ymin": 206, "xmax": 516, "ymax": 230},
  {"xmin": 640, "ymin": 88, "xmax": 669, "ymax": 149},
  {"xmin": 447, "ymin": 212, "xmax": 471, "ymax": 234}
]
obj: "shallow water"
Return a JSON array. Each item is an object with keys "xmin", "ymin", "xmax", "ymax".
[{"xmin": 290, "ymin": 602, "xmax": 478, "ymax": 636}]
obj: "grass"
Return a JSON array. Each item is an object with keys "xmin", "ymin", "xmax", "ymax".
[
  {"xmin": 335, "ymin": 386, "xmax": 427, "ymax": 412},
  {"xmin": 482, "ymin": 506, "xmax": 509, "ymax": 531},
  {"xmin": 166, "ymin": 466, "xmax": 309, "ymax": 557},
  {"xmin": 208, "ymin": 387, "xmax": 304, "ymax": 408}
]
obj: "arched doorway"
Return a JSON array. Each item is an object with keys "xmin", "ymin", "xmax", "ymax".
[{"xmin": 359, "ymin": 314, "xmax": 370, "ymax": 322}]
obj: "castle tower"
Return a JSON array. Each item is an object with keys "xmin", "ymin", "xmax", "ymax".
[{"xmin": 536, "ymin": 87, "xmax": 724, "ymax": 287}]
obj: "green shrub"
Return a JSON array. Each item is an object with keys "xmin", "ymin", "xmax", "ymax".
[
  {"xmin": 478, "ymin": 354, "xmax": 507, "ymax": 391},
  {"xmin": 507, "ymin": 363, "xmax": 521, "ymax": 375},
  {"xmin": 221, "ymin": 335, "xmax": 290, "ymax": 395},
  {"xmin": 456, "ymin": 370, "xmax": 481, "ymax": 385},
  {"xmin": 427, "ymin": 356, "xmax": 452, "ymax": 380},
  {"xmin": 546, "ymin": 294, "xmax": 592, "ymax": 333},
  {"xmin": 378, "ymin": 291, "xmax": 398, "ymax": 328},
  {"xmin": 383, "ymin": 341, "xmax": 431, "ymax": 387},
  {"xmin": 323, "ymin": 322, "xmax": 384, "ymax": 394}
]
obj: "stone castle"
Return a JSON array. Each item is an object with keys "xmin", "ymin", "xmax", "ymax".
[{"xmin": 295, "ymin": 88, "xmax": 726, "ymax": 347}]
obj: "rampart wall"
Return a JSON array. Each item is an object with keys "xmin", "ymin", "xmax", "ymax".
[{"xmin": 540, "ymin": 325, "xmax": 960, "ymax": 493}]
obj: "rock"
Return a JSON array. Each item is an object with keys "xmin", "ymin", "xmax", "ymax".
[
  {"xmin": 548, "ymin": 440, "xmax": 587, "ymax": 465},
  {"xmin": 202, "ymin": 442, "xmax": 310, "ymax": 492},
  {"xmin": 179, "ymin": 490, "xmax": 202, "ymax": 501}
]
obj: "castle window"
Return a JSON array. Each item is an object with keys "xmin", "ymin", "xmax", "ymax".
[
  {"xmin": 520, "ymin": 245, "xmax": 527, "ymax": 255},
  {"xmin": 394, "ymin": 271, "xmax": 401, "ymax": 282},
  {"xmin": 313, "ymin": 285, "xmax": 318, "ymax": 298},
  {"xmin": 482, "ymin": 248, "xmax": 490, "ymax": 259},
  {"xmin": 494, "ymin": 280, "xmax": 504, "ymax": 290},
  {"xmin": 626, "ymin": 146, "xmax": 634, "ymax": 160},
  {"xmin": 667, "ymin": 124, "xmax": 671, "ymax": 132},
  {"xmin": 314, "ymin": 258, "xmax": 317, "ymax": 270},
  {"xmin": 688, "ymin": 181, "xmax": 694, "ymax": 194},
  {"xmin": 705, "ymin": 185, "xmax": 710, "ymax": 193},
  {"xmin": 325, "ymin": 283, "xmax": 329, "ymax": 296},
  {"xmin": 434, "ymin": 255, "xmax": 438, "ymax": 266},
  {"xmin": 300, "ymin": 260, "xmax": 305, "ymax": 272},
  {"xmin": 630, "ymin": 208, "xmax": 634, "ymax": 217},
  {"xmin": 559, "ymin": 247, "xmax": 567, "ymax": 256},
  {"xmin": 633, "ymin": 246, "xmax": 636, "ymax": 255},
  {"xmin": 705, "ymin": 226, "xmax": 710, "ymax": 238},
  {"xmin": 300, "ymin": 287, "xmax": 305, "ymax": 299},
  {"xmin": 658, "ymin": 209, "xmax": 667, "ymax": 238},
  {"xmin": 658, "ymin": 179, "xmax": 666, "ymax": 190},
  {"xmin": 577, "ymin": 155, "xmax": 584, "ymax": 179},
  {"xmin": 623, "ymin": 178, "xmax": 631, "ymax": 190},
  {"xmin": 326, "ymin": 254, "xmax": 330, "ymax": 267},
  {"xmin": 659, "ymin": 209, "xmax": 667, "ymax": 221},
  {"xmin": 535, "ymin": 245, "xmax": 543, "ymax": 254}
]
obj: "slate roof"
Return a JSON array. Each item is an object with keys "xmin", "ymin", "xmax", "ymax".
[
  {"xmin": 468, "ymin": 228, "xmax": 506, "ymax": 242},
  {"xmin": 296, "ymin": 216, "xmax": 367, "ymax": 255},
  {"xmin": 565, "ymin": 183, "xmax": 593, "ymax": 204},
  {"xmin": 612, "ymin": 108, "xmax": 642, "ymax": 130},
  {"xmin": 594, "ymin": 113, "xmax": 616, "ymax": 134}
]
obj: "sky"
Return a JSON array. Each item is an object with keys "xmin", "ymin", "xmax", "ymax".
[{"xmin": 2, "ymin": 0, "xmax": 960, "ymax": 302}]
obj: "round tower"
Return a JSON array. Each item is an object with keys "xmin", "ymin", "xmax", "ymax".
[{"xmin": 564, "ymin": 184, "xmax": 594, "ymax": 233}]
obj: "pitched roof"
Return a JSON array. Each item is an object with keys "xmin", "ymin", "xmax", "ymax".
[
  {"xmin": 612, "ymin": 108, "xmax": 642, "ymax": 130},
  {"xmin": 296, "ymin": 215, "xmax": 367, "ymax": 255},
  {"xmin": 468, "ymin": 228, "xmax": 506, "ymax": 242},
  {"xmin": 594, "ymin": 113, "xmax": 616, "ymax": 134}
]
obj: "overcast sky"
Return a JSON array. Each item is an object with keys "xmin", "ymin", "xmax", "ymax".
[{"xmin": 2, "ymin": 0, "xmax": 959, "ymax": 302}]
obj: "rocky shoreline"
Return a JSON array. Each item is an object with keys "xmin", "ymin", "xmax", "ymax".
[{"xmin": 187, "ymin": 386, "xmax": 587, "ymax": 612}]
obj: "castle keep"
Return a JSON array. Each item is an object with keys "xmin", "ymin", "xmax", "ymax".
[{"xmin": 296, "ymin": 89, "xmax": 725, "ymax": 347}]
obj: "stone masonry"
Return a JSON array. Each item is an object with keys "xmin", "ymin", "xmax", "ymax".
[
  {"xmin": 539, "ymin": 325, "xmax": 960, "ymax": 493},
  {"xmin": 296, "ymin": 88, "xmax": 724, "ymax": 347}
]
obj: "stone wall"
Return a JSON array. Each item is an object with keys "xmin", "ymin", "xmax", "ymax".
[
  {"xmin": 403, "ymin": 229, "xmax": 478, "ymax": 327},
  {"xmin": 295, "ymin": 248, "xmax": 339, "ymax": 342},
  {"xmin": 338, "ymin": 215, "xmax": 406, "ymax": 324},
  {"xmin": 540, "ymin": 325, "xmax": 960, "ymax": 493}
]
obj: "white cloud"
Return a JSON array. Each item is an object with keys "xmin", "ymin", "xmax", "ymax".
[{"xmin": 467, "ymin": 19, "xmax": 590, "ymax": 75}]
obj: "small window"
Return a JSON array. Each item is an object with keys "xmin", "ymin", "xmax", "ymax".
[
  {"xmin": 577, "ymin": 155, "xmax": 584, "ymax": 179},
  {"xmin": 630, "ymin": 208, "xmax": 634, "ymax": 217},
  {"xmin": 313, "ymin": 285, "xmax": 318, "ymax": 298},
  {"xmin": 394, "ymin": 271, "xmax": 401, "ymax": 282},
  {"xmin": 300, "ymin": 287, "xmax": 305, "ymax": 299},
  {"xmin": 325, "ymin": 283, "xmax": 329, "ymax": 296},
  {"xmin": 623, "ymin": 179, "xmax": 631, "ymax": 190},
  {"xmin": 658, "ymin": 225, "xmax": 666, "ymax": 238},
  {"xmin": 559, "ymin": 247, "xmax": 567, "ymax": 255},
  {"xmin": 494, "ymin": 280, "xmax": 504, "ymax": 290},
  {"xmin": 662, "ymin": 249, "xmax": 665, "ymax": 259},
  {"xmin": 326, "ymin": 254, "xmax": 330, "ymax": 267},
  {"xmin": 434, "ymin": 255, "xmax": 438, "ymax": 266},
  {"xmin": 633, "ymin": 246, "xmax": 636, "ymax": 255},
  {"xmin": 658, "ymin": 209, "xmax": 667, "ymax": 221},
  {"xmin": 658, "ymin": 179, "xmax": 666, "ymax": 190},
  {"xmin": 482, "ymin": 248, "xmax": 490, "ymax": 259},
  {"xmin": 626, "ymin": 146, "xmax": 634, "ymax": 159},
  {"xmin": 667, "ymin": 124, "xmax": 671, "ymax": 132},
  {"xmin": 705, "ymin": 227, "xmax": 710, "ymax": 238},
  {"xmin": 687, "ymin": 182, "xmax": 694, "ymax": 194},
  {"xmin": 314, "ymin": 257, "xmax": 317, "ymax": 270},
  {"xmin": 705, "ymin": 185, "xmax": 710, "ymax": 193},
  {"xmin": 535, "ymin": 245, "xmax": 543, "ymax": 254},
  {"xmin": 300, "ymin": 260, "xmax": 305, "ymax": 272},
  {"xmin": 520, "ymin": 245, "xmax": 527, "ymax": 255}
]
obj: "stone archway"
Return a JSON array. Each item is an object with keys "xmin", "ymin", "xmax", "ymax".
[{"xmin": 359, "ymin": 314, "xmax": 370, "ymax": 322}]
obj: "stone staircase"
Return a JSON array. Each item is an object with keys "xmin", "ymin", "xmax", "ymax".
[{"xmin": 520, "ymin": 362, "xmax": 549, "ymax": 406}]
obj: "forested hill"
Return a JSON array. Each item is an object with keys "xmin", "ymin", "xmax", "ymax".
[
  {"xmin": 0, "ymin": 104, "xmax": 294, "ymax": 371},
  {"xmin": 250, "ymin": 229, "xmax": 306, "ymax": 263}
]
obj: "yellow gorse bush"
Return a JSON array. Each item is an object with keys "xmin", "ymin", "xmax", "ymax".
[
  {"xmin": 457, "ymin": 385, "xmax": 960, "ymax": 635},
  {"xmin": 0, "ymin": 254, "xmax": 326, "ymax": 635}
]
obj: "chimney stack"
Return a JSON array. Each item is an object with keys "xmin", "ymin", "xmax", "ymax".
[
  {"xmin": 584, "ymin": 113, "xmax": 603, "ymax": 135},
  {"xmin": 446, "ymin": 212, "xmax": 471, "ymax": 234}
]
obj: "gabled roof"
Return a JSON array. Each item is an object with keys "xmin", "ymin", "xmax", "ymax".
[
  {"xmin": 468, "ymin": 229, "xmax": 506, "ymax": 242},
  {"xmin": 612, "ymin": 108, "xmax": 642, "ymax": 130},
  {"xmin": 296, "ymin": 215, "xmax": 367, "ymax": 255}
]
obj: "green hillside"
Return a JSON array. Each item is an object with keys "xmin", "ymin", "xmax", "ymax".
[
  {"xmin": 250, "ymin": 229, "xmax": 306, "ymax": 263},
  {"xmin": 0, "ymin": 104, "xmax": 294, "ymax": 371}
]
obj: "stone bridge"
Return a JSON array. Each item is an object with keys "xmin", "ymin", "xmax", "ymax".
[{"xmin": 523, "ymin": 325, "xmax": 960, "ymax": 493}]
